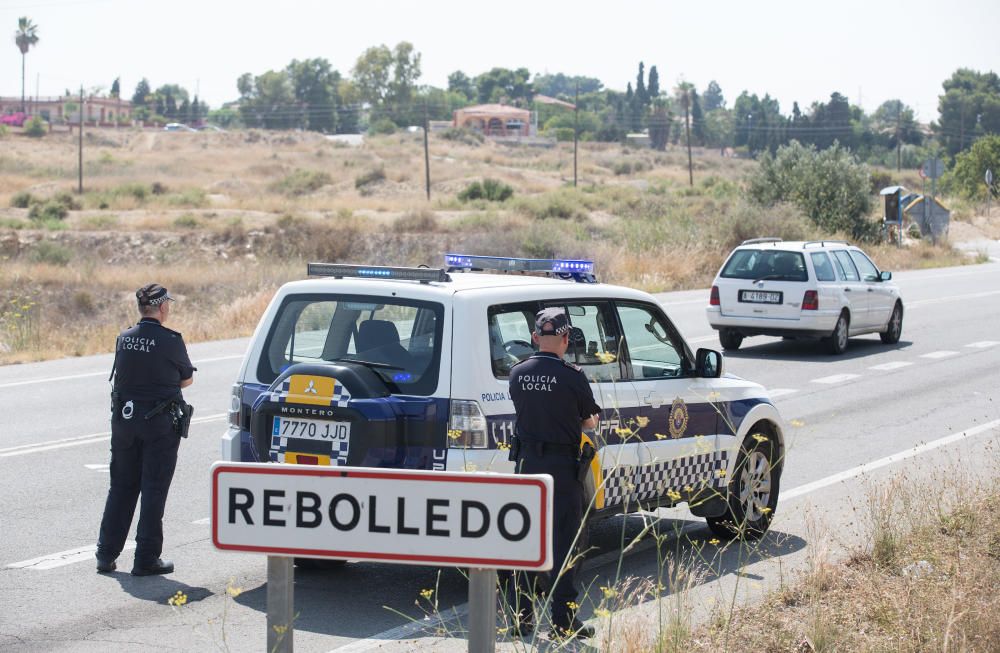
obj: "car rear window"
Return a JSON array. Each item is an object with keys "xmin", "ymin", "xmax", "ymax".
[
  {"xmin": 720, "ymin": 249, "xmax": 808, "ymax": 282},
  {"xmin": 256, "ymin": 293, "xmax": 443, "ymax": 395}
]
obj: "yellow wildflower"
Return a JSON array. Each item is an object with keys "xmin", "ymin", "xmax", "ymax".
[
  {"xmin": 751, "ymin": 433, "xmax": 768, "ymax": 443},
  {"xmin": 635, "ymin": 416, "xmax": 650, "ymax": 428},
  {"xmin": 708, "ymin": 538, "xmax": 721, "ymax": 546},
  {"xmin": 447, "ymin": 429, "xmax": 462, "ymax": 440},
  {"xmin": 667, "ymin": 489, "xmax": 682, "ymax": 502},
  {"xmin": 789, "ymin": 419, "xmax": 805, "ymax": 427},
  {"xmin": 226, "ymin": 585, "xmax": 243, "ymax": 597},
  {"xmin": 654, "ymin": 432, "xmax": 667, "ymax": 440},
  {"xmin": 600, "ymin": 586, "xmax": 617, "ymax": 599},
  {"xmin": 419, "ymin": 588, "xmax": 434, "ymax": 600},
  {"xmin": 594, "ymin": 608, "xmax": 611, "ymax": 618},
  {"xmin": 496, "ymin": 441, "xmax": 510, "ymax": 451},
  {"xmin": 716, "ymin": 469, "xmax": 727, "ymax": 477},
  {"xmin": 167, "ymin": 591, "xmax": 188, "ymax": 607},
  {"xmin": 683, "ymin": 485, "xmax": 693, "ymax": 492},
  {"xmin": 615, "ymin": 427, "xmax": 633, "ymax": 437},
  {"xmin": 594, "ymin": 351, "xmax": 617, "ymax": 364},
  {"xmin": 565, "ymin": 601, "xmax": 579, "ymax": 611},
  {"xmin": 272, "ymin": 625, "xmax": 288, "ymax": 635},
  {"xmin": 761, "ymin": 507, "xmax": 772, "ymax": 514}
]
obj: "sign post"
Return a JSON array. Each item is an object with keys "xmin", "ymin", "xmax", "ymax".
[
  {"xmin": 212, "ymin": 463, "xmax": 553, "ymax": 652},
  {"xmin": 987, "ymin": 168, "xmax": 994, "ymax": 217}
]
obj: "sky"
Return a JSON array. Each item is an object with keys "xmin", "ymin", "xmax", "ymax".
[{"xmin": 2, "ymin": 0, "xmax": 999, "ymax": 123}]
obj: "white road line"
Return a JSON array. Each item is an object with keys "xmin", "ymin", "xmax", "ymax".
[
  {"xmin": 966, "ymin": 341, "xmax": 999, "ymax": 348},
  {"xmin": 907, "ymin": 289, "xmax": 1000, "ymax": 308},
  {"xmin": 192, "ymin": 517, "xmax": 211, "ymax": 525},
  {"xmin": 868, "ymin": 361, "xmax": 914, "ymax": 371},
  {"xmin": 7, "ymin": 542, "xmax": 136, "ymax": 571},
  {"xmin": 0, "ymin": 414, "xmax": 226, "ymax": 458},
  {"xmin": 687, "ymin": 334, "xmax": 717, "ymax": 344},
  {"xmin": 811, "ymin": 373, "xmax": 860, "ymax": 385},
  {"xmin": 0, "ymin": 355, "xmax": 243, "ymax": 389},
  {"xmin": 84, "ymin": 463, "xmax": 110, "ymax": 473},
  {"xmin": 330, "ymin": 417, "xmax": 1000, "ymax": 652},
  {"xmin": 780, "ymin": 418, "xmax": 1000, "ymax": 501},
  {"xmin": 766, "ymin": 388, "xmax": 798, "ymax": 398},
  {"xmin": 920, "ymin": 350, "xmax": 959, "ymax": 359}
]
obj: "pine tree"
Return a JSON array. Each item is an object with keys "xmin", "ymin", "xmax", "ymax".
[
  {"xmin": 110, "ymin": 77, "xmax": 120, "ymax": 99},
  {"xmin": 647, "ymin": 65, "xmax": 660, "ymax": 100},
  {"xmin": 690, "ymin": 89, "xmax": 705, "ymax": 145},
  {"xmin": 132, "ymin": 78, "xmax": 151, "ymax": 106},
  {"xmin": 635, "ymin": 62, "xmax": 648, "ymax": 107}
]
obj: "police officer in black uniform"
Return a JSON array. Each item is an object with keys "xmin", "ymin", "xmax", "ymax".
[
  {"xmin": 506, "ymin": 307, "xmax": 600, "ymax": 640},
  {"xmin": 96, "ymin": 284, "xmax": 196, "ymax": 575}
]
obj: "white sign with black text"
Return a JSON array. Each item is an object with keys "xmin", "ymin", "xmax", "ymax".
[{"xmin": 212, "ymin": 463, "xmax": 553, "ymax": 571}]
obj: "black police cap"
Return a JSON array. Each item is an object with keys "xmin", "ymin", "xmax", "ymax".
[
  {"xmin": 535, "ymin": 307, "xmax": 570, "ymax": 336},
  {"xmin": 136, "ymin": 283, "xmax": 174, "ymax": 307}
]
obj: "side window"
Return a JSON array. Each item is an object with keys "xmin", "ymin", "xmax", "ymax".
[
  {"xmin": 848, "ymin": 250, "xmax": 880, "ymax": 282},
  {"xmin": 809, "ymin": 252, "xmax": 836, "ymax": 282},
  {"xmin": 616, "ymin": 303, "xmax": 685, "ymax": 379},
  {"xmin": 831, "ymin": 250, "xmax": 860, "ymax": 282},
  {"xmin": 558, "ymin": 302, "xmax": 622, "ymax": 383},
  {"xmin": 488, "ymin": 303, "xmax": 537, "ymax": 379}
]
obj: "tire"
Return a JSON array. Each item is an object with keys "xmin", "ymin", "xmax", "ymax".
[
  {"xmin": 719, "ymin": 328, "xmax": 744, "ymax": 351},
  {"xmin": 824, "ymin": 312, "xmax": 849, "ymax": 355},
  {"xmin": 294, "ymin": 557, "xmax": 347, "ymax": 570},
  {"xmin": 880, "ymin": 303, "xmax": 903, "ymax": 344},
  {"xmin": 707, "ymin": 430, "xmax": 780, "ymax": 540}
]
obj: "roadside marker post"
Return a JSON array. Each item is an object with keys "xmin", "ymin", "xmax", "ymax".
[{"xmin": 212, "ymin": 463, "xmax": 553, "ymax": 653}]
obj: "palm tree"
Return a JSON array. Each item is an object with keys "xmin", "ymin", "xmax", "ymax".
[{"xmin": 15, "ymin": 17, "xmax": 40, "ymax": 113}]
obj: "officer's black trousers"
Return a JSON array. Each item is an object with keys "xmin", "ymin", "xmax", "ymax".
[
  {"xmin": 97, "ymin": 422, "xmax": 180, "ymax": 566},
  {"xmin": 505, "ymin": 452, "xmax": 585, "ymax": 630}
]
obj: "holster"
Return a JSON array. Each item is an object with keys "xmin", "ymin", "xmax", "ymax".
[
  {"xmin": 171, "ymin": 401, "xmax": 194, "ymax": 439},
  {"xmin": 576, "ymin": 441, "xmax": 597, "ymax": 483},
  {"xmin": 507, "ymin": 436, "xmax": 521, "ymax": 462}
]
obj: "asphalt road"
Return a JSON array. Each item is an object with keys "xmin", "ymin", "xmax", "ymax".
[{"xmin": 1, "ymin": 261, "xmax": 998, "ymax": 652}]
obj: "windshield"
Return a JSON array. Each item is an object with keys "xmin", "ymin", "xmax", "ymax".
[
  {"xmin": 720, "ymin": 249, "xmax": 808, "ymax": 282},
  {"xmin": 257, "ymin": 293, "xmax": 444, "ymax": 395}
]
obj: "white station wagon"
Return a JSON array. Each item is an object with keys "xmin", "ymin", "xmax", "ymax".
[
  {"xmin": 707, "ymin": 239, "xmax": 904, "ymax": 354},
  {"xmin": 222, "ymin": 255, "xmax": 786, "ymax": 545}
]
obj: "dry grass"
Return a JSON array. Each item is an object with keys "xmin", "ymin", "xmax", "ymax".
[{"xmin": 0, "ymin": 128, "xmax": 989, "ymax": 362}]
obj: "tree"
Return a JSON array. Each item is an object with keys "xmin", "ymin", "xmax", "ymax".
[
  {"xmin": 236, "ymin": 69, "xmax": 296, "ymax": 129},
  {"xmin": 15, "ymin": 17, "xmax": 40, "ymax": 112},
  {"xmin": 447, "ymin": 70, "xmax": 475, "ymax": 100},
  {"xmin": 533, "ymin": 73, "xmax": 602, "ymax": 98},
  {"xmin": 110, "ymin": 77, "xmax": 120, "ymax": 99},
  {"xmin": 934, "ymin": 68, "xmax": 1000, "ymax": 156},
  {"xmin": 474, "ymin": 67, "xmax": 533, "ymax": 105},
  {"xmin": 648, "ymin": 104, "xmax": 671, "ymax": 150},
  {"xmin": 352, "ymin": 42, "xmax": 422, "ymax": 124},
  {"xmin": 944, "ymin": 134, "xmax": 1000, "ymax": 199},
  {"xmin": 690, "ymin": 89, "xmax": 705, "ymax": 145},
  {"xmin": 287, "ymin": 58, "xmax": 342, "ymax": 133},
  {"xmin": 647, "ymin": 66, "xmax": 660, "ymax": 100},
  {"xmin": 703, "ymin": 80, "xmax": 725, "ymax": 111},
  {"xmin": 132, "ymin": 78, "xmax": 151, "ymax": 106}
]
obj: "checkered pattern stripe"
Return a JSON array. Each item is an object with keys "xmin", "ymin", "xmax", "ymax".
[
  {"xmin": 601, "ymin": 451, "xmax": 730, "ymax": 507},
  {"xmin": 268, "ymin": 422, "xmax": 350, "ymax": 466},
  {"xmin": 271, "ymin": 380, "xmax": 352, "ymax": 407}
]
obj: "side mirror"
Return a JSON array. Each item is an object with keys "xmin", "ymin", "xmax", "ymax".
[
  {"xmin": 880, "ymin": 270, "xmax": 892, "ymax": 281},
  {"xmin": 695, "ymin": 348, "xmax": 724, "ymax": 378}
]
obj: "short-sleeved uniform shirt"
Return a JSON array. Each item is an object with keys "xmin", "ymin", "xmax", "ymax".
[
  {"xmin": 114, "ymin": 317, "xmax": 196, "ymax": 402},
  {"xmin": 509, "ymin": 351, "xmax": 600, "ymax": 446}
]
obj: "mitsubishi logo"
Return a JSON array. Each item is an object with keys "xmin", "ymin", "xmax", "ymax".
[{"xmin": 304, "ymin": 380, "xmax": 319, "ymax": 395}]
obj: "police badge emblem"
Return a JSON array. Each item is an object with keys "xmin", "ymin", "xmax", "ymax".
[{"xmin": 668, "ymin": 397, "xmax": 688, "ymax": 439}]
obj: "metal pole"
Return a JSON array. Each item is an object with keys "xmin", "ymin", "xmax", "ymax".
[
  {"xmin": 685, "ymin": 91, "xmax": 693, "ymax": 186},
  {"xmin": 573, "ymin": 82, "xmax": 578, "ymax": 188},
  {"xmin": 78, "ymin": 86, "xmax": 84, "ymax": 194},
  {"xmin": 267, "ymin": 556, "xmax": 294, "ymax": 653},
  {"xmin": 424, "ymin": 103, "xmax": 431, "ymax": 201},
  {"xmin": 467, "ymin": 568, "xmax": 497, "ymax": 653}
]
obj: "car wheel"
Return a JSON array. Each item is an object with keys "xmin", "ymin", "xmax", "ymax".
[
  {"xmin": 824, "ymin": 312, "xmax": 849, "ymax": 355},
  {"xmin": 880, "ymin": 303, "xmax": 903, "ymax": 344},
  {"xmin": 294, "ymin": 557, "xmax": 347, "ymax": 570},
  {"xmin": 719, "ymin": 328, "xmax": 743, "ymax": 351},
  {"xmin": 707, "ymin": 430, "xmax": 780, "ymax": 540}
]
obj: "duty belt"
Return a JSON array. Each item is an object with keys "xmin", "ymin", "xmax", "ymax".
[{"xmin": 520, "ymin": 439, "xmax": 578, "ymax": 457}]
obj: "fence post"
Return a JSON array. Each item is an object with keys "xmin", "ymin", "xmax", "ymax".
[{"xmin": 467, "ymin": 568, "xmax": 497, "ymax": 653}]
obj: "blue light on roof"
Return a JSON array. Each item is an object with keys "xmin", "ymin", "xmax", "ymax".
[{"xmin": 392, "ymin": 372, "xmax": 413, "ymax": 383}]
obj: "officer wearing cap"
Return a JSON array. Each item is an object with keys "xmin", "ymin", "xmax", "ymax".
[
  {"xmin": 95, "ymin": 284, "xmax": 196, "ymax": 576},
  {"xmin": 506, "ymin": 307, "xmax": 600, "ymax": 640}
]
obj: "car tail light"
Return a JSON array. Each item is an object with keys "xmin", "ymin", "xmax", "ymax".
[
  {"xmin": 802, "ymin": 290, "xmax": 819, "ymax": 310},
  {"xmin": 448, "ymin": 399, "xmax": 488, "ymax": 448},
  {"xmin": 228, "ymin": 382, "xmax": 243, "ymax": 428},
  {"xmin": 710, "ymin": 286, "xmax": 720, "ymax": 306}
]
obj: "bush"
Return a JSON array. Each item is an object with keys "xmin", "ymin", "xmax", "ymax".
[
  {"xmin": 29, "ymin": 240, "xmax": 72, "ymax": 265},
  {"xmin": 747, "ymin": 140, "xmax": 876, "ymax": 240},
  {"xmin": 354, "ymin": 166, "xmax": 386, "ymax": 192},
  {"xmin": 10, "ymin": 191, "xmax": 33, "ymax": 208},
  {"xmin": 52, "ymin": 191, "xmax": 82, "ymax": 211},
  {"xmin": 28, "ymin": 200, "xmax": 69, "ymax": 222},
  {"xmin": 368, "ymin": 118, "xmax": 397, "ymax": 135},
  {"xmin": 394, "ymin": 210, "xmax": 439, "ymax": 232},
  {"xmin": 458, "ymin": 178, "xmax": 514, "ymax": 202},
  {"xmin": 944, "ymin": 134, "xmax": 1000, "ymax": 200},
  {"xmin": 23, "ymin": 117, "xmax": 47, "ymax": 138},
  {"xmin": 173, "ymin": 214, "xmax": 200, "ymax": 229},
  {"xmin": 514, "ymin": 190, "xmax": 588, "ymax": 221},
  {"xmin": 869, "ymin": 169, "xmax": 894, "ymax": 195},
  {"xmin": 440, "ymin": 127, "xmax": 484, "ymax": 146},
  {"xmin": 270, "ymin": 169, "xmax": 332, "ymax": 197}
]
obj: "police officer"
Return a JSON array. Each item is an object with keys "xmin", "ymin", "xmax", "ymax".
[
  {"xmin": 96, "ymin": 284, "xmax": 196, "ymax": 576},
  {"xmin": 506, "ymin": 307, "xmax": 600, "ymax": 640}
]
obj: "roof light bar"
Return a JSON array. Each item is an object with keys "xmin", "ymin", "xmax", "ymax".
[
  {"xmin": 444, "ymin": 253, "xmax": 596, "ymax": 282},
  {"xmin": 307, "ymin": 262, "xmax": 450, "ymax": 283}
]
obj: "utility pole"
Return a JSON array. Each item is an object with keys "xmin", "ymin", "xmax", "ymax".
[
  {"xmin": 573, "ymin": 82, "xmax": 578, "ymax": 188},
  {"xmin": 684, "ymin": 88, "xmax": 693, "ymax": 186},
  {"xmin": 895, "ymin": 103, "xmax": 902, "ymax": 172},
  {"xmin": 78, "ymin": 86, "xmax": 84, "ymax": 194},
  {"xmin": 423, "ymin": 103, "xmax": 431, "ymax": 200}
]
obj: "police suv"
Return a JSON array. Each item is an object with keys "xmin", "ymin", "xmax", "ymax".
[{"xmin": 222, "ymin": 255, "xmax": 786, "ymax": 540}]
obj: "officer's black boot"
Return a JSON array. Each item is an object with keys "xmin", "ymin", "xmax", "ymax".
[
  {"xmin": 131, "ymin": 558, "xmax": 173, "ymax": 576},
  {"xmin": 95, "ymin": 555, "xmax": 116, "ymax": 573}
]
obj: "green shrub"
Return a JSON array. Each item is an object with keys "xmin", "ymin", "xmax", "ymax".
[
  {"xmin": 869, "ymin": 169, "xmax": 894, "ymax": 195},
  {"xmin": 173, "ymin": 214, "xmax": 200, "ymax": 229},
  {"xmin": 747, "ymin": 140, "xmax": 876, "ymax": 240},
  {"xmin": 151, "ymin": 181, "xmax": 168, "ymax": 195},
  {"xmin": 270, "ymin": 169, "xmax": 332, "ymax": 196},
  {"xmin": 23, "ymin": 117, "xmax": 47, "ymax": 138},
  {"xmin": 354, "ymin": 166, "xmax": 386, "ymax": 192},
  {"xmin": 368, "ymin": 118, "xmax": 398, "ymax": 135},
  {"xmin": 394, "ymin": 210, "xmax": 439, "ymax": 232},
  {"xmin": 115, "ymin": 182, "xmax": 150, "ymax": 201},
  {"xmin": 10, "ymin": 191, "xmax": 33, "ymax": 208},
  {"xmin": 514, "ymin": 190, "xmax": 587, "ymax": 221},
  {"xmin": 29, "ymin": 240, "xmax": 73, "ymax": 265},
  {"xmin": 943, "ymin": 134, "xmax": 1000, "ymax": 200},
  {"xmin": 458, "ymin": 178, "xmax": 514, "ymax": 202},
  {"xmin": 550, "ymin": 127, "xmax": 575, "ymax": 142},
  {"xmin": 440, "ymin": 127, "xmax": 484, "ymax": 146},
  {"xmin": 28, "ymin": 200, "xmax": 69, "ymax": 222},
  {"xmin": 52, "ymin": 191, "xmax": 82, "ymax": 211},
  {"xmin": 167, "ymin": 188, "xmax": 209, "ymax": 207}
]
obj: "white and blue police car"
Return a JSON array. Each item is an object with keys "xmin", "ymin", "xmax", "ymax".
[{"xmin": 222, "ymin": 255, "xmax": 786, "ymax": 541}]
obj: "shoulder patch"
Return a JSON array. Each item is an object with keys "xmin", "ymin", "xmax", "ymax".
[{"xmin": 562, "ymin": 360, "xmax": 583, "ymax": 372}]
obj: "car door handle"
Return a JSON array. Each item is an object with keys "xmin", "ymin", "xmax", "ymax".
[
  {"xmin": 643, "ymin": 392, "xmax": 663, "ymax": 408},
  {"xmin": 867, "ymin": 288, "xmax": 874, "ymax": 292},
  {"xmin": 844, "ymin": 288, "xmax": 852, "ymax": 292}
]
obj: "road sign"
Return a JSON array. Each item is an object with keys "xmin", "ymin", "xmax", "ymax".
[
  {"xmin": 921, "ymin": 158, "xmax": 944, "ymax": 179},
  {"xmin": 987, "ymin": 168, "xmax": 993, "ymax": 187},
  {"xmin": 212, "ymin": 463, "xmax": 553, "ymax": 571}
]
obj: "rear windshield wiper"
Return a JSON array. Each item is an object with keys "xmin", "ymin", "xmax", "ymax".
[
  {"xmin": 325, "ymin": 356, "xmax": 403, "ymax": 371},
  {"xmin": 751, "ymin": 274, "xmax": 784, "ymax": 284}
]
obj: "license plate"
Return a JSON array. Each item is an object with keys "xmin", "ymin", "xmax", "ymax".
[
  {"xmin": 272, "ymin": 416, "xmax": 351, "ymax": 445},
  {"xmin": 739, "ymin": 290, "xmax": 782, "ymax": 304}
]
